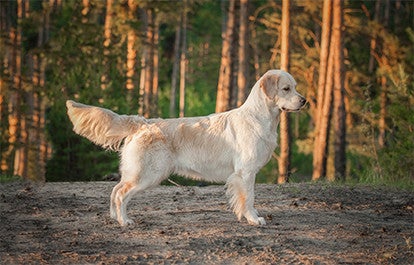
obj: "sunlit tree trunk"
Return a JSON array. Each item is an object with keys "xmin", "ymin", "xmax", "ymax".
[
  {"xmin": 378, "ymin": 0, "xmax": 390, "ymax": 148},
  {"xmin": 216, "ymin": 0, "xmax": 235, "ymax": 113},
  {"xmin": 0, "ymin": 1, "xmax": 12, "ymax": 174},
  {"xmin": 81, "ymin": 0, "xmax": 89, "ymax": 23},
  {"xmin": 151, "ymin": 17, "xmax": 159, "ymax": 117},
  {"xmin": 126, "ymin": 0, "xmax": 137, "ymax": 104},
  {"xmin": 368, "ymin": 0, "xmax": 381, "ymax": 73},
  {"xmin": 138, "ymin": 45, "xmax": 146, "ymax": 115},
  {"xmin": 11, "ymin": 0, "xmax": 26, "ymax": 178},
  {"xmin": 179, "ymin": 0, "xmax": 188, "ymax": 118},
  {"xmin": 378, "ymin": 76, "xmax": 387, "ymax": 148},
  {"xmin": 250, "ymin": 18, "xmax": 260, "ymax": 81},
  {"xmin": 101, "ymin": 0, "xmax": 113, "ymax": 91},
  {"xmin": 312, "ymin": 0, "xmax": 332, "ymax": 181},
  {"xmin": 237, "ymin": 0, "xmax": 248, "ymax": 107},
  {"xmin": 278, "ymin": 0, "xmax": 291, "ymax": 184}
]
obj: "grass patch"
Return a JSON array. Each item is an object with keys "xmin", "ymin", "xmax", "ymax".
[{"xmin": 0, "ymin": 175, "xmax": 21, "ymax": 183}]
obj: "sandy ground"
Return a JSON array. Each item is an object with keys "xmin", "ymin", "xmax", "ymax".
[{"xmin": 0, "ymin": 181, "xmax": 413, "ymax": 264}]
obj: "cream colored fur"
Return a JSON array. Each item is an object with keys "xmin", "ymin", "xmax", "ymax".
[{"xmin": 66, "ymin": 69, "xmax": 306, "ymax": 226}]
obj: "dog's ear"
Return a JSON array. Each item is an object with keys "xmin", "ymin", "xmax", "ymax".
[{"xmin": 260, "ymin": 74, "xmax": 279, "ymax": 100}]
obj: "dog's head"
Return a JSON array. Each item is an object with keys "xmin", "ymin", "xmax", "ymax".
[{"xmin": 260, "ymin": 70, "xmax": 306, "ymax": 112}]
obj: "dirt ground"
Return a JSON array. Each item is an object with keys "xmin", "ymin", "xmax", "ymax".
[{"xmin": 0, "ymin": 181, "xmax": 413, "ymax": 264}]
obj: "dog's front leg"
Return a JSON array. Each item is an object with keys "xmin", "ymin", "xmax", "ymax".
[
  {"xmin": 242, "ymin": 174, "xmax": 266, "ymax": 225},
  {"xmin": 226, "ymin": 172, "xmax": 266, "ymax": 225}
]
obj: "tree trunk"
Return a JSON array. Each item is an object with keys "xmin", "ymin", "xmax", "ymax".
[
  {"xmin": 278, "ymin": 0, "xmax": 291, "ymax": 184},
  {"xmin": 140, "ymin": 8, "xmax": 154, "ymax": 118},
  {"xmin": 138, "ymin": 45, "xmax": 146, "ymax": 116},
  {"xmin": 312, "ymin": 0, "xmax": 332, "ymax": 181},
  {"xmin": 0, "ymin": 1, "xmax": 12, "ymax": 174},
  {"xmin": 101, "ymin": 0, "xmax": 113, "ymax": 91},
  {"xmin": 170, "ymin": 23, "xmax": 181, "ymax": 118},
  {"xmin": 237, "ymin": 0, "xmax": 248, "ymax": 107},
  {"xmin": 378, "ymin": 76, "xmax": 387, "ymax": 147},
  {"xmin": 378, "ymin": 0, "xmax": 390, "ymax": 148},
  {"xmin": 37, "ymin": 3, "xmax": 50, "ymax": 181},
  {"xmin": 179, "ymin": 0, "xmax": 188, "ymax": 118},
  {"xmin": 216, "ymin": 0, "xmax": 235, "ymax": 113},
  {"xmin": 126, "ymin": 0, "xmax": 137, "ymax": 104},
  {"xmin": 368, "ymin": 0, "xmax": 381, "ymax": 73},
  {"xmin": 11, "ymin": 0, "xmax": 27, "ymax": 178},
  {"xmin": 314, "ymin": 43, "xmax": 335, "ymax": 181},
  {"xmin": 332, "ymin": 0, "xmax": 346, "ymax": 180},
  {"xmin": 81, "ymin": 0, "xmax": 89, "ymax": 23},
  {"xmin": 250, "ymin": 18, "xmax": 260, "ymax": 81},
  {"xmin": 151, "ymin": 17, "xmax": 159, "ymax": 117}
]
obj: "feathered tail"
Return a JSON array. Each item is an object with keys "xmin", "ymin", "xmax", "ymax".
[{"xmin": 66, "ymin": 100, "xmax": 146, "ymax": 151}]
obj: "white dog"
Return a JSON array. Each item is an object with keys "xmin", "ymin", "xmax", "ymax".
[{"xmin": 66, "ymin": 69, "xmax": 306, "ymax": 226}]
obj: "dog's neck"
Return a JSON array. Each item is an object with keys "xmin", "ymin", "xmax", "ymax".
[{"xmin": 240, "ymin": 83, "xmax": 281, "ymax": 123}]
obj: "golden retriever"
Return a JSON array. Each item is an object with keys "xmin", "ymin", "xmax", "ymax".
[{"xmin": 66, "ymin": 69, "xmax": 306, "ymax": 226}]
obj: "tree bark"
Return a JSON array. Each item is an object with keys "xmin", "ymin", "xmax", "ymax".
[
  {"xmin": 368, "ymin": 0, "xmax": 381, "ymax": 73},
  {"xmin": 126, "ymin": 0, "xmax": 137, "ymax": 104},
  {"xmin": 378, "ymin": 76, "xmax": 387, "ymax": 148},
  {"xmin": 312, "ymin": 0, "xmax": 332, "ymax": 181},
  {"xmin": 170, "ymin": 23, "xmax": 181, "ymax": 118},
  {"xmin": 237, "ymin": 0, "xmax": 248, "ymax": 107},
  {"xmin": 0, "ymin": 1, "xmax": 12, "ymax": 174},
  {"xmin": 11, "ymin": 0, "xmax": 27, "ymax": 178},
  {"xmin": 278, "ymin": 0, "xmax": 291, "ymax": 184},
  {"xmin": 332, "ymin": 0, "xmax": 346, "ymax": 180},
  {"xmin": 101, "ymin": 0, "xmax": 113, "ymax": 91},
  {"xmin": 81, "ymin": 0, "xmax": 89, "ymax": 23},
  {"xmin": 250, "ymin": 18, "xmax": 260, "ymax": 81},
  {"xmin": 216, "ymin": 0, "xmax": 235, "ymax": 113},
  {"xmin": 151, "ymin": 17, "xmax": 159, "ymax": 117},
  {"xmin": 140, "ymin": 8, "xmax": 155, "ymax": 118},
  {"xmin": 378, "ymin": 0, "xmax": 390, "ymax": 148},
  {"xmin": 179, "ymin": 0, "xmax": 188, "ymax": 118}
]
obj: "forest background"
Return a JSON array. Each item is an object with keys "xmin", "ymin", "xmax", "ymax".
[{"xmin": 0, "ymin": 0, "xmax": 413, "ymax": 188}]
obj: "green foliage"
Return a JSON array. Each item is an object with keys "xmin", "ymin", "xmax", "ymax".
[
  {"xmin": 375, "ymin": 78, "xmax": 414, "ymax": 187},
  {"xmin": 0, "ymin": 174, "xmax": 21, "ymax": 183}
]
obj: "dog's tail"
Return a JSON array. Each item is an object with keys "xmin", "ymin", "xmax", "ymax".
[{"xmin": 66, "ymin": 100, "xmax": 146, "ymax": 151}]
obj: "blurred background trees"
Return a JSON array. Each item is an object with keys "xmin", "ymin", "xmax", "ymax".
[{"xmin": 0, "ymin": 0, "xmax": 413, "ymax": 187}]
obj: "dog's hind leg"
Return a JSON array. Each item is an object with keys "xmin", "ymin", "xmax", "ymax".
[
  {"xmin": 112, "ymin": 170, "xmax": 170, "ymax": 226},
  {"xmin": 112, "ymin": 181, "xmax": 138, "ymax": 226},
  {"xmin": 110, "ymin": 183, "xmax": 121, "ymax": 219},
  {"xmin": 110, "ymin": 181, "xmax": 134, "ymax": 220},
  {"xmin": 112, "ymin": 129, "xmax": 172, "ymax": 226}
]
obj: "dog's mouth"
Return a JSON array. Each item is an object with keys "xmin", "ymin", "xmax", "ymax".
[
  {"xmin": 281, "ymin": 107, "xmax": 300, "ymax": 112},
  {"xmin": 281, "ymin": 100, "xmax": 307, "ymax": 112},
  {"xmin": 281, "ymin": 105, "xmax": 305, "ymax": 112}
]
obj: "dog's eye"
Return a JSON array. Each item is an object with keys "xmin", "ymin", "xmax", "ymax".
[{"xmin": 282, "ymin": 86, "xmax": 290, "ymax": 91}]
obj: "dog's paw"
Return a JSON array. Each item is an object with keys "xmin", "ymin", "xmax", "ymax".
[
  {"xmin": 257, "ymin": 217, "xmax": 266, "ymax": 225},
  {"xmin": 119, "ymin": 218, "xmax": 135, "ymax": 226},
  {"xmin": 246, "ymin": 216, "xmax": 266, "ymax": 226},
  {"xmin": 110, "ymin": 211, "xmax": 117, "ymax": 220}
]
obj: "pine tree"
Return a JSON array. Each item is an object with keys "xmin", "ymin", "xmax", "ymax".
[
  {"xmin": 216, "ymin": 0, "xmax": 235, "ymax": 113},
  {"xmin": 277, "ymin": 0, "xmax": 291, "ymax": 184}
]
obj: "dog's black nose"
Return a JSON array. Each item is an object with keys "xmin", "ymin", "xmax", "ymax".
[{"xmin": 300, "ymin": 97, "xmax": 307, "ymax": 105}]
